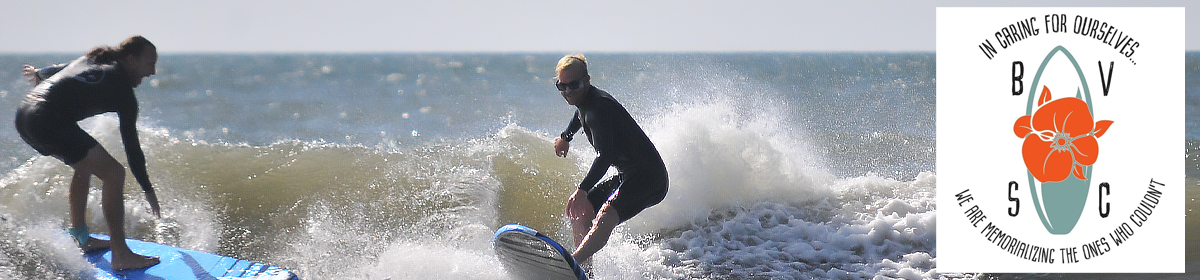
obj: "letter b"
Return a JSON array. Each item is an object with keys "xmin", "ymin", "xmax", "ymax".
[{"xmin": 1012, "ymin": 61, "xmax": 1024, "ymax": 96}]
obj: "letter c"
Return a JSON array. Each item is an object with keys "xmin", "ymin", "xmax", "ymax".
[{"xmin": 1099, "ymin": 182, "xmax": 1110, "ymax": 218}]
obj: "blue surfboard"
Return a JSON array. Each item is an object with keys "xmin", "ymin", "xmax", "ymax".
[
  {"xmin": 84, "ymin": 234, "xmax": 298, "ymax": 280},
  {"xmin": 492, "ymin": 224, "xmax": 588, "ymax": 280}
]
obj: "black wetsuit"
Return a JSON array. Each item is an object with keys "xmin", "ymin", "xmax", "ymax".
[
  {"xmin": 560, "ymin": 86, "xmax": 668, "ymax": 221},
  {"xmin": 14, "ymin": 56, "xmax": 152, "ymax": 191}
]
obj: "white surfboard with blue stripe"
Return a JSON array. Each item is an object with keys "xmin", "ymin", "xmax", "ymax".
[{"xmin": 492, "ymin": 224, "xmax": 588, "ymax": 280}]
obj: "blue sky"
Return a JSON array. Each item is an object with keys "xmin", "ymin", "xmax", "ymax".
[{"xmin": 1, "ymin": 1, "xmax": 1196, "ymax": 53}]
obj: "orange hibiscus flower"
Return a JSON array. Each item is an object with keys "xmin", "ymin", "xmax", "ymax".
[{"xmin": 1013, "ymin": 86, "xmax": 1113, "ymax": 183}]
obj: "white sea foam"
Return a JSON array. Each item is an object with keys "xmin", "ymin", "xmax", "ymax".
[
  {"xmin": 581, "ymin": 172, "xmax": 948, "ymax": 280},
  {"xmin": 554, "ymin": 98, "xmax": 955, "ymax": 279},
  {"xmin": 632, "ymin": 100, "xmax": 836, "ymax": 235}
]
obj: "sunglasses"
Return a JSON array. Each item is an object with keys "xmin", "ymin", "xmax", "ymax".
[{"xmin": 554, "ymin": 79, "xmax": 584, "ymax": 91}]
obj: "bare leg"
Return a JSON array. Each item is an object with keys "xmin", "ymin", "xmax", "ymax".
[
  {"xmin": 571, "ymin": 204, "xmax": 621, "ymax": 269},
  {"xmin": 68, "ymin": 170, "xmax": 109, "ymax": 252},
  {"xmin": 566, "ymin": 190, "xmax": 595, "ymax": 249},
  {"xmin": 565, "ymin": 189, "xmax": 597, "ymax": 271},
  {"xmin": 571, "ymin": 213, "xmax": 594, "ymax": 256},
  {"xmin": 72, "ymin": 146, "xmax": 158, "ymax": 270}
]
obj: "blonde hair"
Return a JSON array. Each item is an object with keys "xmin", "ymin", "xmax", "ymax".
[{"xmin": 555, "ymin": 54, "xmax": 588, "ymax": 76}]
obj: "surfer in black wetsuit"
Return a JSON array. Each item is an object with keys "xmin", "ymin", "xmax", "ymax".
[
  {"xmin": 17, "ymin": 35, "xmax": 161, "ymax": 270},
  {"xmin": 553, "ymin": 54, "xmax": 669, "ymax": 270}
]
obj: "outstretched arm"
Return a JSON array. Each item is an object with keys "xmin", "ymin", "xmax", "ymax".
[{"xmin": 22, "ymin": 63, "xmax": 66, "ymax": 85}]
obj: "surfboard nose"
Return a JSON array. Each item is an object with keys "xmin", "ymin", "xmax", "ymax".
[{"xmin": 493, "ymin": 224, "xmax": 589, "ymax": 280}]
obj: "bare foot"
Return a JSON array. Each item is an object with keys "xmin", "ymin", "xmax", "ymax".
[
  {"xmin": 110, "ymin": 249, "xmax": 159, "ymax": 270},
  {"xmin": 80, "ymin": 237, "xmax": 110, "ymax": 253}
]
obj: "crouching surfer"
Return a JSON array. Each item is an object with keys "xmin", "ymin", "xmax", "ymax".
[
  {"xmin": 18, "ymin": 35, "xmax": 162, "ymax": 270},
  {"xmin": 551, "ymin": 54, "xmax": 669, "ymax": 272}
]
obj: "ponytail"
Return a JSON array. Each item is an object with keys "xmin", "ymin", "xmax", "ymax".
[{"xmin": 86, "ymin": 35, "xmax": 155, "ymax": 64}]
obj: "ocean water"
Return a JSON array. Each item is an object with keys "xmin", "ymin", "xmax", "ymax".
[{"xmin": 0, "ymin": 52, "xmax": 1185, "ymax": 280}]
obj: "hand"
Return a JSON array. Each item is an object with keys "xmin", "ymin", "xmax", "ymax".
[
  {"xmin": 22, "ymin": 65, "xmax": 37, "ymax": 84},
  {"xmin": 565, "ymin": 189, "xmax": 593, "ymax": 221},
  {"xmin": 144, "ymin": 189, "xmax": 161, "ymax": 218},
  {"xmin": 554, "ymin": 137, "xmax": 570, "ymax": 157}
]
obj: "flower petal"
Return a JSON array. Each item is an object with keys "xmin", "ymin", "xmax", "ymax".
[
  {"xmin": 1031, "ymin": 97, "xmax": 1094, "ymax": 136},
  {"xmin": 1072, "ymin": 164, "xmax": 1088, "ymax": 180},
  {"xmin": 1014, "ymin": 115, "xmax": 1033, "ymax": 138},
  {"xmin": 1072, "ymin": 136, "xmax": 1099, "ymax": 166},
  {"xmin": 1041, "ymin": 149, "xmax": 1075, "ymax": 183},
  {"xmin": 1022, "ymin": 136, "xmax": 1051, "ymax": 180},
  {"xmin": 1022, "ymin": 137, "xmax": 1065, "ymax": 183},
  {"xmin": 1093, "ymin": 120, "xmax": 1113, "ymax": 138}
]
